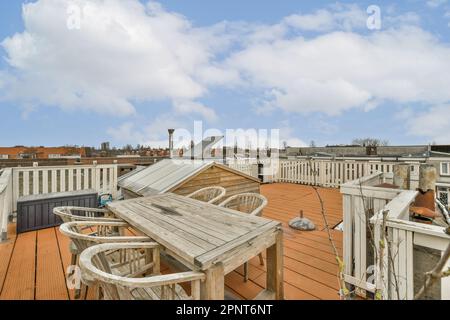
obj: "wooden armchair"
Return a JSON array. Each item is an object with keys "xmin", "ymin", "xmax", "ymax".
[
  {"xmin": 54, "ymin": 207, "xmax": 124, "ymax": 281},
  {"xmin": 79, "ymin": 242, "xmax": 205, "ymax": 300},
  {"xmin": 186, "ymin": 186, "xmax": 226, "ymax": 204},
  {"xmin": 218, "ymin": 193, "xmax": 268, "ymax": 216},
  {"xmin": 53, "ymin": 206, "xmax": 122, "ymax": 223},
  {"xmin": 59, "ymin": 221, "xmax": 151, "ymax": 298},
  {"xmin": 219, "ymin": 193, "xmax": 268, "ymax": 281}
]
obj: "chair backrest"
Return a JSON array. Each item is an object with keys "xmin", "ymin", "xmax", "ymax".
[
  {"xmin": 79, "ymin": 242, "xmax": 205, "ymax": 300},
  {"xmin": 54, "ymin": 206, "xmax": 122, "ymax": 223},
  {"xmin": 59, "ymin": 221, "xmax": 151, "ymax": 252},
  {"xmin": 219, "ymin": 193, "xmax": 268, "ymax": 216},
  {"xmin": 186, "ymin": 186, "xmax": 226, "ymax": 204}
]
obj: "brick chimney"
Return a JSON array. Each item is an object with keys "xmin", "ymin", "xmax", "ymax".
[{"xmin": 415, "ymin": 164, "xmax": 437, "ymax": 212}]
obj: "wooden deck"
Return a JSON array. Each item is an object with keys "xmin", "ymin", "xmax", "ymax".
[{"xmin": 0, "ymin": 183, "xmax": 343, "ymax": 300}]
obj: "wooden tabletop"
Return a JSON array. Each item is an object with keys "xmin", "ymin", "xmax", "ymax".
[{"xmin": 107, "ymin": 193, "xmax": 281, "ymax": 271}]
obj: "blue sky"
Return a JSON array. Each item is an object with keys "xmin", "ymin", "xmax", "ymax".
[{"xmin": 0, "ymin": 0, "xmax": 450, "ymax": 148}]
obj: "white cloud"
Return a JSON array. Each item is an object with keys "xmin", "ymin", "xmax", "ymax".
[
  {"xmin": 107, "ymin": 122, "xmax": 144, "ymax": 144},
  {"xmin": 278, "ymin": 120, "xmax": 308, "ymax": 147},
  {"xmin": 426, "ymin": 0, "xmax": 448, "ymax": 8},
  {"xmin": 0, "ymin": 0, "xmax": 223, "ymax": 119},
  {"xmin": 405, "ymin": 105, "xmax": 450, "ymax": 143},
  {"xmin": 173, "ymin": 100, "xmax": 218, "ymax": 122},
  {"xmin": 225, "ymin": 25, "xmax": 450, "ymax": 116},
  {"xmin": 1, "ymin": 0, "xmax": 450, "ymax": 147},
  {"xmin": 283, "ymin": 4, "xmax": 367, "ymax": 32},
  {"xmin": 107, "ymin": 113, "xmax": 187, "ymax": 147}
]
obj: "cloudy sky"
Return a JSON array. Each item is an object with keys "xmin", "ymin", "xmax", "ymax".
[{"xmin": 0, "ymin": 0, "xmax": 449, "ymax": 148}]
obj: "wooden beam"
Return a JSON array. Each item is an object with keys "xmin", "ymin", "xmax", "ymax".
[
  {"xmin": 201, "ymin": 262, "xmax": 224, "ymax": 300},
  {"xmin": 266, "ymin": 228, "xmax": 284, "ymax": 300}
]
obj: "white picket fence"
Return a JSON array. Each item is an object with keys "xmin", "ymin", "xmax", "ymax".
[
  {"xmin": 341, "ymin": 172, "xmax": 450, "ymax": 300},
  {"xmin": 0, "ymin": 163, "xmax": 118, "ymax": 241},
  {"xmin": 277, "ymin": 159, "xmax": 419, "ymax": 188},
  {"xmin": 227, "ymin": 160, "xmax": 258, "ymax": 178},
  {"xmin": 226, "ymin": 158, "xmax": 280, "ymax": 183}
]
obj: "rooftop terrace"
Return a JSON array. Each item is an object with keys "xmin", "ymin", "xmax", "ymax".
[{"xmin": 0, "ymin": 183, "xmax": 343, "ymax": 300}]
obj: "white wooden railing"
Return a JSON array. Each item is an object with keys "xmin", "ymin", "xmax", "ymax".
[
  {"xmin": 227, "ymin": 158, "xmax": 279, "ymax": 182},
  {"xmin": 11, "ymin": 163, "xmax": 118, "ymax": 211},
  {"xmin": 227, "ymin": 159, "xmax": 258, "ymax": 178},
  {"xmin": 341, "ymin": 172, "xmax": 450, "ymax": 300},
  {"xmin": 0, "ymin": 168, "xmax": 13, "ymax": 241},
  {"xmin": 278, "ymin": 159, "xmax": 419, "ymax": 188},
  {"xmin": 0, "ymin": 163, "xmax": 118, "ymax": 241}
]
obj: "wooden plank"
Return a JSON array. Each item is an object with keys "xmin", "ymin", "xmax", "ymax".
[
  {"xmin": 108, "ymin": 202, "xmax": 206, "ymax": 265},
  {"xmin": 35, "ymin": 228, "xmax": 69, "ymax": 300},
  {"xmin": 195, "ymin": 222, "xmax": 279, "ymax": 270},
  {"xmin": 0, "ymin": 231, "xmax": 16, "ymax": 294},
  {"xmin": 42, "ymin": 170, "xmax": 48, "ymax": 194},
  {"xmin": 83, "ymin": 168, "xmax": 89, "ymax": 190},
  {"xmin": 76, "ymin": 169, "xmax": 82, "ymax": 190},
  {"xmin": 60, "ymin": 169, "xmax": 66, "ymax": 192},
  {"xmin": 125, "ymin": 202, "xmax": 219, "ymax": 251},
  {"xmin": 0, "ymin": 232, "xmax": 36, "ymax": 300},
  {"xmin": 51, "ymin": 170, "xmax": 57, "ymax": 193},
  {"xmin": 68, "ymin": 169, "xmax": 74, "ymax": 192},
  {"xmin": 23, "ymin": 171, "xmax": 30, "ymax": 196},
  {"xmin": 406, "ymin": 231, "xmax": 413, "ymax": 300},
  {"xmin": 33, "ymin": 169, "xmax": 39, "ymax": 194},
  {"xmin": 127, "ymin": 202, "xmax": 227, "ymax": 246},
  {"xmin": 55, "ymin": 227, "xmax": 76, "ymax": 300},
  {"xmin": 343, "ymin": 194, "xmax": 353, "ymax": 277}
]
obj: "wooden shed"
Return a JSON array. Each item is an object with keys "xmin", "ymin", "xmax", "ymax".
[{"xmin": 118, "ymin": 159, "xmax": 261, "ymax": 200}]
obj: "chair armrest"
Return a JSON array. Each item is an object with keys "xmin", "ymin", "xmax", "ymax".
[{"xmin": 86, "ymin": 270, "xmax": 205, "ymax": 288}]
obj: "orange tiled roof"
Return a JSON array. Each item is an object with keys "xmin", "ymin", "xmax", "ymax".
[{"xmin": 0, "ymin": 147, "xmax": 86, "ymax": 159}]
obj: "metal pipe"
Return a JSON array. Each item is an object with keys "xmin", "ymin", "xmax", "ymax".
[{"xmin": 168, "ymin": 129, "xmax": 175, "ymax": 159}]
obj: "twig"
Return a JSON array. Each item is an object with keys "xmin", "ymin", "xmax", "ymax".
[
  {"xmin": 307, "ymin": 159, "xmax": 350, "ymax": 299},
  {"xmin": 312, "ymin": 185, "xmax": 350, "ymax": 299},
  {"xmin": 386, "ymin": 236, "xmax": 401, "ymax": 299},
  {"xmin": 374, "ymin": 210, "xmax": 388, "ymax": 300}
]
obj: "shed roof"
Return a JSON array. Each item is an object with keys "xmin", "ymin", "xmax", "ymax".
[{"xmin": 118, "ymin": 159, "xmax": 259, "ymax": 196}]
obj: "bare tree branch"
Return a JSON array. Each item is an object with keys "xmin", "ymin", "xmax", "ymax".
[
  {"xmin": 415, "ymin": 241, "xmax": 450, "ymax": 300},
  {"xmin": 307, "ymin": 158, "xmax": 350, "ymax": 299}
]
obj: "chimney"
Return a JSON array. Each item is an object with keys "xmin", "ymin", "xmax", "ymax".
[
  {"xmin": 168, "ymin": 129, "xmax": 175, "ymax": 159},
  {"xmin": 415, "ymin": 164, "xmax": 437, "ymax": 212},
  {"xmin": 393, "ymin": 163, "xmax": 410, "ymax": 190}
]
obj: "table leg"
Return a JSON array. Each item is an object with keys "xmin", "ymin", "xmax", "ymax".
[
  {"xmin": 200, "ymin": 262, "xmax": 224, "ymax": 300},
  {"xmin": 266, "ymin": 228, "xmax": 284, "ymax": 300}
]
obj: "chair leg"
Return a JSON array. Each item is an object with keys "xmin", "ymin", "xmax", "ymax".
[
  {"xmin": 244, "ymin": 262, "xmax": 249, "ymax": 282},
  {"xmin": 83, "ymin": 284, "xmax": 89, "ymax": 300},
  {"xmin": 258, "ymin": 253, "xmax": 264, "ymax": 266},
  {"xmin": 70, "ymin": 253, "xmax": 77, "ymax": 269},
  {"xmin": 74, "ymin": 288, "xmax": 81, "ymax": 300}
]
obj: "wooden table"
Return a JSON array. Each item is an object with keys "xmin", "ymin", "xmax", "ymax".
[{"xmin": 107, "ymin": 193, "xmax": 283, "ymax": 300}]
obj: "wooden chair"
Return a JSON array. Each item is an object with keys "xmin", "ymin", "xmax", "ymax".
[
  {"xmin": 53, "ymin": 206, "xmax": 122, "ymax": 223},
  {"xmin": 79, "ymin": 242, "xmax": 205, "ymax": 300},
  {"xmin": 186, "ymin": 186, "xmax": 226, "ymax": 204},
  {"xmin": 54, "ymin": 206, "xmax": 123, "ymax": 280},
  {"xmin": 59, "ymin": 221, "xmax": 151, "ymax": 298},
  {"xmin": 219, "ymin": 193, "xmax": 268, "ymax": 282}
]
